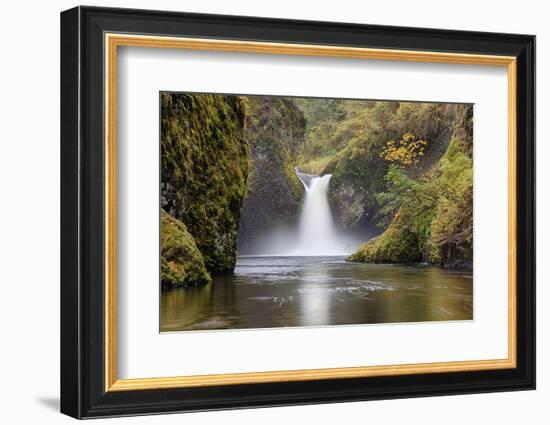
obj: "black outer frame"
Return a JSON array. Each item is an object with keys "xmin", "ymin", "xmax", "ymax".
[{"xmin": 60, "ymin": 5, "xmax": 535, "ymax": 419}]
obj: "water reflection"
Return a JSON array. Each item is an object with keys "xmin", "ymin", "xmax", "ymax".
[
  {"xmin": 160, "ymin": 256, "xmax": 473, "ymax": 332},
  {"xmin": 298, "ymin": 265, "xmax": 331, "ymax": 326}
]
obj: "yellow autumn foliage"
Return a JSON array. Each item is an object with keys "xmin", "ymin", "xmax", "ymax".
[{"xmin": 381, "ymin": 132, "xmax": 428, "ymax": 167}]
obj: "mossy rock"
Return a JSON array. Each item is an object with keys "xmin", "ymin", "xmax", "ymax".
[
  {"xmin": 237, "ymin": 96, "xmax": 306, "ymax": 253},
  {"xmin": 160, "ymin": 93, "xmax": 249, "ymax": 275},
  {"xmin": 347, "ymin": 211, "xmax": 422, "ymax": 263},
  {"xmin": 160, "ymin": 210, "xmax": 211, "ymax": 289}
]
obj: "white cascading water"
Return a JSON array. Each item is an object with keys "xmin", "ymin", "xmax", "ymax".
[{"xmin": 292, "ymin": 169, "xmax": 346, "ymax": 255}]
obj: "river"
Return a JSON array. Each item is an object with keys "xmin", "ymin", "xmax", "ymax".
[{"xmin": 160, "ymin": 255, "xmax": 473, "ymax": 332}]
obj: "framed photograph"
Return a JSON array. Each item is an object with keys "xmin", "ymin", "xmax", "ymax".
[{"xmin": 60, "ymin": 6, "xmax": 535, "ymax": 419}]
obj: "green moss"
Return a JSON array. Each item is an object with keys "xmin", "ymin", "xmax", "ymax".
[
  {"xmin": 299, "ymin": 155, "xmax": 334, "ymax": 174},
  {"xmin": 348, "ymin": 104, "xmax": 473, "ymax": 268},
  {"xmin": 160, "ymin": 210, "xmax": 211, "ymax": 289},
  {"xmin": 426, "ymin": 106, "xmax": 473, "ymax": 265},
  {"xmin": 161, "ymin": 93, "xmax": 249, "ymax": 276},
  {"xmin": 347, "ymin": 211, "xmax": 422, "ymax": 263}
]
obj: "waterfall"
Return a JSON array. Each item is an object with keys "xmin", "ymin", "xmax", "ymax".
[{"xmin": 293, "ymin": 169, "xmax": 346, "ymax": 255}]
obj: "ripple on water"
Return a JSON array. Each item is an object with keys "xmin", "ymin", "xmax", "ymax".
[
  {"xmin": 248, "ymin": 296, "xmax": 295, "ymax": 307},
  {"xmin": 349, "ymin": 280, "xmax": 395, "ymax": 291},
  {"xmin": 295, "ymin": 281, "xmax": 394, "ymax": 296}
]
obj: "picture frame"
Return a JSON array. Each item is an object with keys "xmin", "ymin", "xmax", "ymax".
[{"xmin": 60, "ymin": 5, "xmax": 535, "ymax": 419}]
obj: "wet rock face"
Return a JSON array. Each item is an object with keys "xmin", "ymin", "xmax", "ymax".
[
  {"xmin": 237, "ymin": 96, "xmax": 306, "ymax": 254},
  {"xmin": 160, "ymin": 93, "xmax": 249, "ymax": 275},
  {"xmin": 330, "ymin": 184, "xmax": 366, "ymax": 230}
]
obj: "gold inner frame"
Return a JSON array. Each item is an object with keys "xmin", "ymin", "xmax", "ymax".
[{"xmin": 104, "ymin": 33, "xmax": 517, "ymax": 392}]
